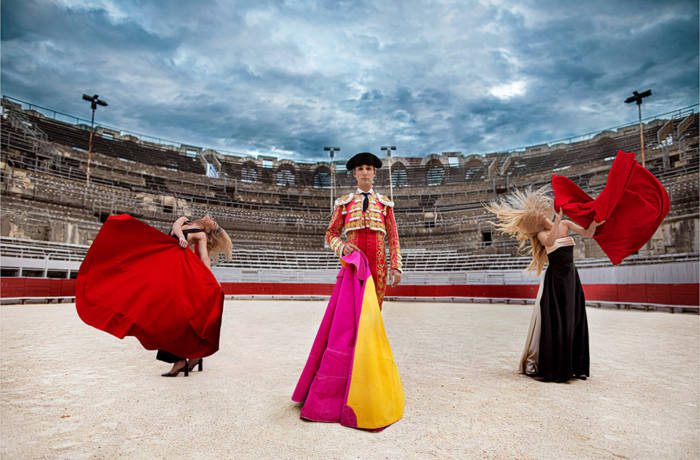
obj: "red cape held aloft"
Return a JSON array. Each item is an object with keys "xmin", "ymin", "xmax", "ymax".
[{"xmin": 552, "ymin": 150, "xmax": 670, "ymax": 265}]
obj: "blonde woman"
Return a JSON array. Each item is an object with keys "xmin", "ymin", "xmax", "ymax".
[
  {"xmin": 77, "ymin": 214, "xmax": 233, "ymax": 378},
  {"xmin": 485, "ymin": 187, "xmax": 604, "ymax": 382},
  {"xmin": 159, "ymin": 215, "xmax": 233, "ymax": 376}
]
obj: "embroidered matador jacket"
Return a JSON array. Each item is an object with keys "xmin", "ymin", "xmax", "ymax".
[{"xmin": 325, "ymin": 188, "xmax": 402, "ymax": 307}]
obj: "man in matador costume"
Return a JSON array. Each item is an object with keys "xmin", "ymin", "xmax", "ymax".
[{"xmin": 325, "ymin": 152, "xmax": 403, "ymax": 307}]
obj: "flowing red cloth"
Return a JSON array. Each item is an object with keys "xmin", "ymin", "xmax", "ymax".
[
  {"xmin": 76, "ymin": 214, "xmax": 223, "ymax": 358},
  {"xmin": 552, "ymin": 150, "xmax": 670, "ymax": 265}
]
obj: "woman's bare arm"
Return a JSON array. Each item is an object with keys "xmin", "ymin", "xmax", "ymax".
[
  {"xmin": 564, "ymin": 219, "xmax": 605, "ymax": 238},
  {"xmin": 538, "ymin": 209, "xmax": 564, "ymax": 247},
  {"xmin": 538, "ymin": 229, "xmax": 554, "ymax": 248},
  {"xmin": 194, "ymin": 235, "xmax": 211, "ymax": 269},
  {"xmin": 171, "ymin": 216, "xmax": 189, "ymax": 248}
]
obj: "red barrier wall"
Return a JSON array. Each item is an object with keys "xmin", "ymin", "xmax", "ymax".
[
  {"xmin": 582, "ymin": 284, "xmax": 698, "ymax": 306},
  {"xmin": 2, "ymin": 278, "xmax": 697, "ymax": 306},
  {"xmin": 223, "ymin": 282, "xmax": 334, "ymax": 296},
  {"xmin": 1, "ymin": 278, "xmax": 76, "ymax": 298},
  {"xmin": 221, "ymin": 282, "xmax": 698, "ymax": 306}
]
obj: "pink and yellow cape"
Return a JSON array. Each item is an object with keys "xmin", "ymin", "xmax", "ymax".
[{"xmin": 291, "ymin": 251, "xmax": 404, "ymax": 430}]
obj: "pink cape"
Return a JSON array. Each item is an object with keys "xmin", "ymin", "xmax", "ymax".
[
  {"xmin": 291, "ymin": 251, "xmax": 404, "ymax": 430},
  {"xmin": 552, "ymin": 150, "xmax": 670, "ymax": 265}
]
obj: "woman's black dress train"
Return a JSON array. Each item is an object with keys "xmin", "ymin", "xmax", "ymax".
[{"xmin": 520, "ymin": 239, "xmax": 589, "ymax": 382}]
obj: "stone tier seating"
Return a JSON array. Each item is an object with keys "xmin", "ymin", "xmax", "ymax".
[
  {"xmin": 2, "ymin": 236, "xmax": 696, "ymax": 275},
  {"xmin": 2, "ymin": 101, "xmax": 697, "ymax": 255},
  {"xmin": 25, "ymin": 114, "xmax": 205, "ymax": 175}
]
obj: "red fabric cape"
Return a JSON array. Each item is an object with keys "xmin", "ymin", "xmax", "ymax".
[
  {"xmin": 76, "ymin": 214, "xmax": 223, "ymax": 358},
  {"xmin": 552, "ymin": 150, "xmax": 670, "ymax": 265}
]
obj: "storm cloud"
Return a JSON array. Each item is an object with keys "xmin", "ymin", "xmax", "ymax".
[{"xmin": 2, "ymin": 0, "xmax": 697, "ymax": 160}]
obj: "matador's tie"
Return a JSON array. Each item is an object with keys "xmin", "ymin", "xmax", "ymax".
[{"xmin": 361, "ymin": 192, "xmax": 371, "ymax": 212}]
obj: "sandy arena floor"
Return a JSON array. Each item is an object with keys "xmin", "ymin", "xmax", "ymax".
[{"xmin": 1, "ymin": 300, "xmax": 698, "ymax": 459}]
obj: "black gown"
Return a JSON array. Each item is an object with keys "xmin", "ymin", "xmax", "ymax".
[
  {"xmin": 156, "ymin": 227, "xmax": 206, "ymax": 364},
  {"xmin": 536, "ymin": 244, "xmax": 590, "ymax": 382}
]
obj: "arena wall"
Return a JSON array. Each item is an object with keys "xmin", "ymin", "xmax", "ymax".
[{"xmin": 1, "ymin": 98, "xmax": 698, "ymax": 308}]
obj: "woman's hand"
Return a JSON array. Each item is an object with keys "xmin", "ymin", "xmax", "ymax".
[
  {"xmin": 390, "ymin": 269, "xmax": 402, "ymax": 287},
  {"xmin": 178, "ymin": 237, "xmax": 188, "ymax": 248},
  {"xmin": 171, "ymin": 216, "xmax": 188, "ymax": 244},
  {"xmin": 342, "ymin": 243, "xmax": 360, "ymax": 256},
  {"xmin": 583, "ymin": 219, "xmax": 606, "ymax": 238},
  {"xmin": 553, "ymin": 208, "xmax": 563, "ymax": 229}
]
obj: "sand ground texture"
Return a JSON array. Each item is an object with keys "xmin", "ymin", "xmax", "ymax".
[{"xmin": 1, "ymin": 300, "xmax": 698, "ymax": 459}]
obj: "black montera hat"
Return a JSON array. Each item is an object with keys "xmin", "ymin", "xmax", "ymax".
[{"xmin": 346, "ymin": 152, "xmax": 382, "ymax": 170}]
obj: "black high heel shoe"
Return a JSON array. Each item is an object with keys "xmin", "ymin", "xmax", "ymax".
[
  {"xmin": 187, "ymin": 358, "xmax": 203, "ymax": 373},
  {"xmin": 161, "ymin": 360, "xmax": 189, "ymax": 377}
]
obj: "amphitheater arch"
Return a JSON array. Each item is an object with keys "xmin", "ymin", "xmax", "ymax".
[
  {"xmin": 420, "ymin": 153, "xmax": 447, "ymax": 167},
  {"xmin": 464, "ymin": 154, "xmax": 484, "ymax": 166},
  {"xmin": 464, "ymin": 155, "xmax": 485, "ymax": 181},
  {"xmin": 391, "ymin": 161, "xmax": 408, "ymax": 187},
  {"xmin": 312, "ymin": 166, "xmax": 332, "ymax": 188},
  {"xmin": 241, "ymin": 161, "xmax": 259, "ymax": 183},
  {"xmin": 425, "ymin": 158, "xmax": 445, "ymax": 186},
  {"xmin": 275, "ymin": 161, "xmax": 296, "ymax": 187}
]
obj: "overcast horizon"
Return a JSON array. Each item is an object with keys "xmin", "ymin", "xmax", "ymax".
[{"xmin": 2, "ymin": 0, "xmax": 698, "ymax": 161}]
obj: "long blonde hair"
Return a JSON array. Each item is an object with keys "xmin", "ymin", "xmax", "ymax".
[
  {"xmin": 484, "ymin": 187, "xmax": 552, "ymax": 275},
  {"xmin": 190, "ymin": 216, "xmax": 233, "ymax": 263}
]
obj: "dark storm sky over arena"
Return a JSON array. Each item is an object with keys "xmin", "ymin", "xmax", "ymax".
[{"xmin": 1, "ymin": 1, "xmax": 698, "ymax": 161}]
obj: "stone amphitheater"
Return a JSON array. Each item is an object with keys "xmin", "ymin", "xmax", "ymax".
[
  {"xmin": 1, "ymin": 97, "xmax": 697, "ymax": 257},
  {"xmin": 0, "ymin": 97, "xmax": 698, "ymax": 458}
]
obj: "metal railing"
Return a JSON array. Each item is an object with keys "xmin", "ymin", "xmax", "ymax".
[{"xmin": 2, "ymin": 237, "xmax": 697, "ymax": 273}]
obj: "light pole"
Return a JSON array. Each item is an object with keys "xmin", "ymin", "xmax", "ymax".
[
  {"xmin": 624, "ymin": 89, "xmax": 652, "ymax": 167},
  {"xmin": 381, "ymin": 145, "xmax": 396, "ymax": 201},
  {"xmin": 82, "ymin": 93, "xmax": 108, "ymax": 185},
  {"xmin": 324, "ymin": 146, "xmax": 340, "ymax": 212}
]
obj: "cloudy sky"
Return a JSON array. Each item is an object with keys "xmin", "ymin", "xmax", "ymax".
[{"xmin": 2, "ymin": 0, "xmax": 698, "ymax": 161}]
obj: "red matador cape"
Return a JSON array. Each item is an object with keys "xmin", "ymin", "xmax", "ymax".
[
  {"xmin": 326, "ymin": 189, "xmax": 402, "ymax": 307},
  {"xmin": 76, "ymin": 214, "xmax": 224, "ymax": 358},
  {"xmin": 552, "ymin": 150, "xmax": 670, "ymax": 265}
]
